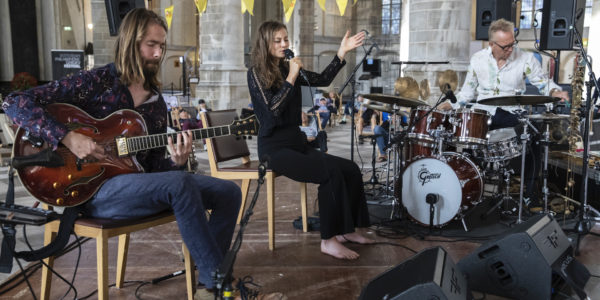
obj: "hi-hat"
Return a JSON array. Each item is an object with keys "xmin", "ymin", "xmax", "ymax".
[
  {"xmin": 361, "ymin": 94, "xmax": 426, "ymax": 108},
  {"xmin": 527, "ymin": 113, "xmax": 570, "ymax": 120},
  {"xmin": 478, "ymin": 95, "xmax": 560, "ymax": 106}
]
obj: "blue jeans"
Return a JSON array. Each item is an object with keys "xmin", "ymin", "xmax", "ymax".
[
  {"xmin": 319, "ymin": 112, "xmax": 330, "ymax": 129},
  {"xmin": 83, "ymin": 171, "xmax": 241, "ymax": 288},
  {"xmin": 373, "ymin": 125, "xmax": 389, "ymax": 156}
]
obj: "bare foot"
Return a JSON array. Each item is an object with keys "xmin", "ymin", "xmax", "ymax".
[
  {"xmin": 321, "ymin": 238, "xmax": 360, "ymax": 260},
  {"xmin": 335, "ymin": 232, "xmax": 375, "ymax": 244}
]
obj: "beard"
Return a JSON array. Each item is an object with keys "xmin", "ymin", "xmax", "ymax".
[{"xmin": 142, "ymin": 59, "xmax": 160, "ymax": 79}]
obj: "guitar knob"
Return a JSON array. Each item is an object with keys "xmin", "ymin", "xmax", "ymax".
[
  {"xmin": 67, "ymin": 174, "xmax": 73, "ymax": 180},
  {"xmin": 71, "ymin": 190, "xmax": 79, "ymax": 198},
  {"xmin": 53, "ymin": 182, "xmax": 61, "ymax": 189},
  {"xmin": 56, "ymin": 198, "xmax": 64, "ymax": 206}
]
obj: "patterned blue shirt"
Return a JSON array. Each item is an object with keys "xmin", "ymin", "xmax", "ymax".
[{"xmin": 2, "ymin": 63, "xmax": 179, "ymax": 172}]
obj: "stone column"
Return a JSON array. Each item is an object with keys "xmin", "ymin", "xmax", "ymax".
[
  {"xmin": 195, "ymin": 0, "xmax": 248, "ymax": 110},
  {"xmin": 298, "ymin": 0, "xmax": 315, "ymax": 69},
  {"xmin": 403, "ymin": 0, "xmax": 471, "ymax": 105}
]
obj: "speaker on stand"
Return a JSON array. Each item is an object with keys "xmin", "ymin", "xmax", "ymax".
[
  {"xmin": 475, "ymin": 0, "xmax": 515, "ymax": 40},
  {"xmin": 457, "ymin": 214, "xmax": 590, "ymax": 300},
  {"xmin": 105, "ymin": 0, "xmax": 147, "ymax": 36},
  {"xmin": 539, "ymin": 0, "xmax": 586, "ymax": 51}
]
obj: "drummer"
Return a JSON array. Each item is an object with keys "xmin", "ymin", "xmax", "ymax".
[
  {"xmin": 440, "ymin": 18, "xmax": 568, "ymax": 127},
  {"xmin": 439, "ymin": 18, "xmax": 569, "ymax": 208}
]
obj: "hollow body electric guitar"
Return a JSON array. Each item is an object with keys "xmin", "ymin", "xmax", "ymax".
[{"xmin": 12, "ymin": 103, "xmax": 258, "ymax": 207}]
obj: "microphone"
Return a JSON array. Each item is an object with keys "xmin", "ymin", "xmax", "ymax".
[
  {"xmin": 283, "ymin": 49, "xmax": 310, "ymax": 84},
  {"xmin": 443, "ymin": 83, "xmax": 457, "ymax": 104},
  {"xmin": 360, "ymin": 29, "xmax": 380, "ymax": 51}
]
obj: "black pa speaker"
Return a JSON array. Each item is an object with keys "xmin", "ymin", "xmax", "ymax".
[
  {"xmin": 475, "ymin": 0, "xmax": 514, "ymax": 40},
  {"xmin": 539, "ymin": 0, "xmax": 586, "ymax": 50},
  {"xmin": 359, "ymin": 247, "xmax": 473, "ymax": 300},
  {"xmin": 457, "ymin": 215, "xmax": 590, "ymax": 300},
  {"xmin": 105, "ymin": 0, "xmax": 146, "ymax": 36}
]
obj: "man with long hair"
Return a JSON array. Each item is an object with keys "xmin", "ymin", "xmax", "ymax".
[{"xmin": 3, "ymin": 8, "xmax": 249, "ymax": 299}]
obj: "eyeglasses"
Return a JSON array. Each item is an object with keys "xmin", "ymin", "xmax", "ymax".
[{"xmin": 493, "ymin": 40, "xmax": 518, "ymax": 51}]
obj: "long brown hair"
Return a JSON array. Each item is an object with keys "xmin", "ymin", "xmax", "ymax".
[
  {"xmin": 114, "ymin": 8, "xmax": 167, "ymax": 90},
  {"xmin": 251, "ymin": 21, "xmax": 287, "ymax": 89}
]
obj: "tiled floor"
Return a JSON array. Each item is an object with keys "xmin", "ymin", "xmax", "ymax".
[{"xmin": 0, "ymin": 118, "xmax": 598, "ymax": 299}]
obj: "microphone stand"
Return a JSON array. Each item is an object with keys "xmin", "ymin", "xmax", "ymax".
[
  {"xmin": 212, "ymin": 162, "xmax": 268, "ymax": 299},
  {"xmin": 337, "ymin": 42, "xmax": 378, "ymax": 162},
  {"xmin": 571, "ymin": 21, "xmax": 600, "ymax": 255}
]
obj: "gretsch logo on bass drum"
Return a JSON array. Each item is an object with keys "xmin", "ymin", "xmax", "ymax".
[{"xmin": 417, "ymin": 165, "xmax": 441, "ymax": 186}]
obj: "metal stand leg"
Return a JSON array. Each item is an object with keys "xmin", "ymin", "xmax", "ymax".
[
  {"xmin": 517, "ymin": 123, "xmax": 529, "ymax": 224},
  {"xmin": 542, "ymin": 123, "xmax": 551, "ymax": 213}
]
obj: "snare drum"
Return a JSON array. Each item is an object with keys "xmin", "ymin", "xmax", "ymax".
[
  {"xmin": 401, "ymin": 152, "xmax": 483, "ymax": 226},
  {"xmin": 450, "ymin": 108, "xmax": 490, "ymax": 148},
  {"xmin": 408, "ymin": 106, "xmax": 449, "ymax": 147},
  {"xmin": 483, "ymin": 128, "xmax": 522, "ymax": 162}
]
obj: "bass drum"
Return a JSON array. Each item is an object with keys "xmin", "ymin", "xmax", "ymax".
[{"xmin": 401, "ymin": 152, "xmax": 483, "ymax": 226}]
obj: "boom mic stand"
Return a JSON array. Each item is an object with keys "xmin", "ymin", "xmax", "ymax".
[
  {"xmin": 213, "ymin": 162, "xmax": 268, "ymax": 299},
  {"xmin": 571, "ymin": 19, "xmax": 600, "ymax": 255},
  {"xmin": 337, "ymin": 42, "xmax": 379, "ymax": 162}
]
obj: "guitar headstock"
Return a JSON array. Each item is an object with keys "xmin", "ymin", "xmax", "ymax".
[{"xmin": 230, "ymin": 114, "xmax": 259, "ymax": 137}]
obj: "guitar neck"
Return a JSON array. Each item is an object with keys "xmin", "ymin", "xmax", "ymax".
[{"xmin": 126, "ymin": 125, "xmax": 231, "ymax": 153}]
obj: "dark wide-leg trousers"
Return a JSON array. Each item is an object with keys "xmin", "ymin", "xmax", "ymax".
[{"xmin": 263, "ymin": 146, "xmax": 370, "ymax": 239}]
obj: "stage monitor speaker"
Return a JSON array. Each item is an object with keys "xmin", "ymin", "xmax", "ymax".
[
  {"xmin": 539, "ymin": 0, "xmax": 586, "ymax": 50},
  {"xmin": 457, "ymin": 215, "xmax": 590, "ymax": 300},
  {"xmin": 359, "ymin": 246, "xmax": 473, "ymax": 300},
  {"xmin": 475, "ymin": 0, "xmax": 514, "ymax": 40},
  {"xmin": 105, "ymin": 0, "xmax": 146, "ymax": 36}
]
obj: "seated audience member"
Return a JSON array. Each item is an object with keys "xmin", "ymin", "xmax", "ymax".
[
  {"xmin": 316, "ymin": 98, "xmax": 331, "ymax": 129},
  {"xmin": 179, "ymin": 109, "xmax": 201, "ymax": 130},
  {"xmin": 340, "ymin": 95, "xmax": 363, "ymax": 124},
  {"xmin": 300, "ymin": 112, "xmax": 328, "ymax": 152}
]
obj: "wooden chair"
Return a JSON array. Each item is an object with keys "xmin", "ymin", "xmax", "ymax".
[
  {"xmin": 200, "ymin": 109, "xmax": 308, "ymax": 251},
  {"xmin": 40, "ymin": 211, "xmax": 196, "ymax": 300}
]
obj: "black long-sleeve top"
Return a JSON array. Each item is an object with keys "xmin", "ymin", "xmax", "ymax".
[{"xmin": 248, "ymin": 55, "xmax": 346, "ymax": 138}]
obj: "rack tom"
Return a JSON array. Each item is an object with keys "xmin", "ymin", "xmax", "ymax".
[
  {"xmin": 407, "ymin": 106, "xmax": 449, "ymax": 147},
  {"xmin": 450, "ymin": 108, "xmax": 490, "ymax": 149}
]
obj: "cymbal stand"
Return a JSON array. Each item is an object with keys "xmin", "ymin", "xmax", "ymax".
[
  {"xmin": 571, "ymin": 21, "xmax": 600, "ymax": 255},
  {"xmin": 516, "ymin": 110, "xmax": 539, "ymax": 224},
  {"xmin": 540, "ymin": 121, "xmax": 551, "ymax": 214}
]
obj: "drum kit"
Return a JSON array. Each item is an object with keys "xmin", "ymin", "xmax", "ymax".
[{"xmin": 361, "ymin": 92, "xmax": 563, "ymax": 231}]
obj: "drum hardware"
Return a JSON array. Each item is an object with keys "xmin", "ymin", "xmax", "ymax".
[
  {"xmin": 364, "ymin": 134, "xmax": 384, "ymax": 188},
  {"xmin": 516, "ymin": 111, "xmax": 540, "ymax": 224},
  {"xmin": 482, "ymin": 163, "xmax": 519, "ymax": 220}
]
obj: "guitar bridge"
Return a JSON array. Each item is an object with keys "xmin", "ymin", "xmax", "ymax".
[{"xmin": 115, "ymin": 137, "xmax": 129, "ymax": 157}]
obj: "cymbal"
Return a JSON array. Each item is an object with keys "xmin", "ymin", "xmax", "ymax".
[
  {"xmin": 364, "ymin": 101, "xmax": 393, "ymax": 113},
  {"xmin": 361, "ymin": 93, "xmax": 426, "ymax": 107},
  {"xmin": 438, "ymin": 70, "xmax": 458, "ymax": 92},
  {"xmin": 527, "ymin": 113, "xmax": 570, "ymax": 120},
  {"xmin": 394, "ymin": 77, "xmax": 420, "ymax": 99},
  {"xmin": 364, "ymin": 101, "xmax": 410, "ymax": 117},
  {"xmin": 477, "ymin": 95, "xmax": 561, "ymax": 106}
]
